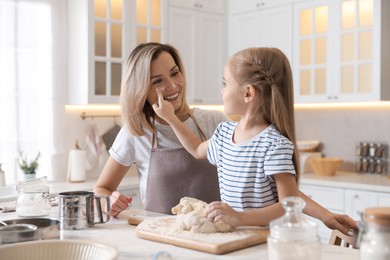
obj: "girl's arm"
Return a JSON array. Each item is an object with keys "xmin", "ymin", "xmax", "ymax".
[
  {"xmin": 206, "ymin": 173, "xmax": 298, "ymax": 227},
  {"xmin": 152, "ymin": 90, "xmax": 209, "ymax": 159},
  {"xmin": 299, "ymin": 191, "xmax": 358, "ymax": 235}
]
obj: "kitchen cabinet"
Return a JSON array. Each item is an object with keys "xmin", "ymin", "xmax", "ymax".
[
  {"xmin": 67, "ymin": 0, "xmax": 132, "ymax": 104},
  {"xmin": 168, "ymin": 0, "xmax": 225, "ymax": 14},
  {"xmin": 293, "ymin": 0, "xmax": 390, "ymax": 103},
  {"xmin": 67, "ymin": 0, "xmax": 165, "ymax": 104},
  {"xmin": 167, "ymin": 0, "xmax": 227, "ymax": 104},
  {"xmin": 228, "ymin": 0, "xmax": 293, "ymax": 62},
  {"xmin": 300, "ymin": 179, "xmax": 390, "ymax": 243}
]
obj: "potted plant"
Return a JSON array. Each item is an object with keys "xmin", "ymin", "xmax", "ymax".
[{"xmin": 18, "ymin": 151, "xmax": 40, "ymax": 180}]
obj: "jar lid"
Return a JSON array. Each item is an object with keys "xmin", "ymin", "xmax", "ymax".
[
  {"xmin": 16, "ymin": 176, "xmax": 48, "ymax": 192},
  {"xmin": 269, "ymin": 197, "xmax": 319, "ymax": 241},
  {"xmin": 364, "ymin": 207, "xmax": 390, "ymax": 227}
]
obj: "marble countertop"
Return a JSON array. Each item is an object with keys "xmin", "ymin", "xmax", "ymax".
[
  {"xmin": 0, "ymin": 208, "xmax": 360, "ymax": 260},
  {"xmin": 0, "ymin": 174, "xmax": 139, "ymax": 203},
  {"xmin": 300, "ymin": 171, "xmax": 390, "ymax": 192}
]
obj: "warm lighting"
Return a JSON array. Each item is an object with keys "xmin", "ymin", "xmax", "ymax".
[
  {"xmin": 294, "ymin": 101, "xmax": 390, "ymax": 110},
  {"xmin": 193, "ymin": 102, "xmax": 390, "ymax": 112},
  {"xmin": 342, "ymin": 0, "xmax": 356, "ymax": 29},
  {"xmin": 65, "ymin": 105, "xmax": 120, "ymax": 114}
]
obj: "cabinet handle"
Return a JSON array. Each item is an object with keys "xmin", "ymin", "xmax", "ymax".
[
  {"xmin": 198, "ymin": 4, "xmax": 203, "ymax": 8},
  {"xmin": 354, "ymin": 194, "xmax": 359, "ymax": 199},
  {"xmin": 194, "ymin": 3, "xmax": 199, "ymax": 7}
]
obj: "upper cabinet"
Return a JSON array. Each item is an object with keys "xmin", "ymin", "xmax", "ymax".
[
  {"xmin": 228, "ymin": 0, "xmax": 293, "ymax": 62},
  {"xmin": 293, "ymin": 0, "xmax": 390, "ymax": 103},
  {"xmin": 67, "ymin": 0, "xmax": 165, "ymax": 105},
  {"xmin": 167, "ymin": 0, "xmax": 227, "ymax": 104}
]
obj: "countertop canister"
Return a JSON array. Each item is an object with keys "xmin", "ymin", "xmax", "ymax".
[
  {"xmin": 360, "ymin": 207, "xmax": 390, "ymax": 260},
  {"xmin": 267, "ymin": 196, "xmax": 321, "ymax": 260}
]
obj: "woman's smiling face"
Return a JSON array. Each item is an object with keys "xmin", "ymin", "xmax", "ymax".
[{"xmin": 147, "ymin": 51, "xmax": 185, "ymax": 112}]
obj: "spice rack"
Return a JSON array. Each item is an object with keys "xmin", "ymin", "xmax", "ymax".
[{"xmin": 355, "ymin": 142, "xmax": 388, "ymax": 175}]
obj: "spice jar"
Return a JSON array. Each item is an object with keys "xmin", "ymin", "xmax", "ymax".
[
  {"xmin": 16, "ymin": 176, "xmax": 51, "ymax": 217},
  {"xmin": 268, "ymin": 196, "xmax": 320, "ymax": 260},
  {"xmin": 360, "ymin": 207, "xmax": 390, "ymax": 260}
]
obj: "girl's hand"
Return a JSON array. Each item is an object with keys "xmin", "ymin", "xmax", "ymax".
[
  {"xmin": 205, "ymin": 201, "xmax": 242, "ymax": 228},
  {"xmin": 152, "ymin": 90, "xmax": 176, "ymax": 123},
  {"xmin": 322, "ymin": 211, "xmax": 358, "ymax": 236},
  {"xmin": 109, "ymin": 191, "xmax": 132, "ymax": 217}
]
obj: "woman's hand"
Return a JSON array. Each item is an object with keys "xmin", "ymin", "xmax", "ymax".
[
  {"xmin": 321, "ymin": 212, "xmax": 359, "ymax": 236},
  {"xmin": 109, "ymin": 191, "xmax": 132, "ymax": 217},
  {"xmin": 152, "ymin": 90, "xmax": 176, "ymax": 123},
  {"xmin": 205, "ymin": 201, "xmax": 242, "ymax": 228}
]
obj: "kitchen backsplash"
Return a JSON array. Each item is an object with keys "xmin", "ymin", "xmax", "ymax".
[{"xmin": 64, "ymin": 104, "xmax": 390, "ymax": 180}]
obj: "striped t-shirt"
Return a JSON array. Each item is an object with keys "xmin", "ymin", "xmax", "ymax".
[{"xmin": 207, "ymin": 122, "xmax": 296, "ymax": 211}]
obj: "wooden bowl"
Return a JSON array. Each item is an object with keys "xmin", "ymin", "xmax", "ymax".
[{"xmin": 310, "ymin": 158, "xmax": 343, "ymax": 176}]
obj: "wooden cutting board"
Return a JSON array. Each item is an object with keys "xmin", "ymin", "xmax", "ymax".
[{"xmin": 135, "ymin": 216, "xmax": 269, "ymax": 255}]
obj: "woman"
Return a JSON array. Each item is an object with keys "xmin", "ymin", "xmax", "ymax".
[{"xmin": 93, "ymin": 43, "xmax": 228, "ymax": 215}]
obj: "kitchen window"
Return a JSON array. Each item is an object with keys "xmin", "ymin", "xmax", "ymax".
[{"xmin": 0, "ymin": 0, "xmax": 67, "ymax": 185}]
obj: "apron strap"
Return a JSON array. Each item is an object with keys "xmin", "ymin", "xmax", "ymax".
[{"xmin": 152, "ymin": 109, "xmax": 207, "ymax": 149}]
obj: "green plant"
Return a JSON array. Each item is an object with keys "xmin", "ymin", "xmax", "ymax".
[{"xmin": 18, "ymin": 151, "xmax": 40, "ymax": 174}]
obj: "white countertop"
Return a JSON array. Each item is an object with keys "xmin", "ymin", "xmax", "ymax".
[
  {"xmin": 300, "ymin": 171, "xmax": 390, "ymax": 192},
  {"xmin": 0, "ymin": 174, "xmax": 139, "ymax": 203},
  {"xmin": 0, "ymin": 208, "xmax": 360, "ymax": 259}
]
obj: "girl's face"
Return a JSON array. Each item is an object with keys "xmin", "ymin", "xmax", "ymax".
[
  {"xmin": 221, "ymin": 62, "xmax": 245, "ymax": 115},
  {"xmin": 147, "ymin": 52, "xmax": 185, "ymax": 111}
]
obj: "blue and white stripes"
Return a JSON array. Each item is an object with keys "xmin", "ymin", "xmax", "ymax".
[{"xmin": 207, "ymin": 122, "xmax": 295, "ymax": 211}]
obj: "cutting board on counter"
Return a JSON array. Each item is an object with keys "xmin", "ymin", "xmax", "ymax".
[{"xmin": 135, "ymin": 216, "xmax": 269, "ymax": 255}]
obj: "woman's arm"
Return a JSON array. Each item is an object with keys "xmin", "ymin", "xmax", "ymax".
[
  {"xmin": 152, "ymin": 90, "xmax": 209, "ymax": 159},
  {"xmin": 93, "ymin": 157, "xmax": 132, "ymax": 216}
]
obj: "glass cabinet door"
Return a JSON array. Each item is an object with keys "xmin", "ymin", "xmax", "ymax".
[
  {"xmin": 136, "ymin": 0, "xmax": 163, "ymax": 44},
  {"xmin": 295, "ymin": 3, "xmax": 329, "ymax": 100},
  {"xmin": 94, "ymin": 0, "xmax": 123, "ymax": 97},
  {"xmin": 339, "ymin": 0, "xmax": 373, "ymax": 95}
]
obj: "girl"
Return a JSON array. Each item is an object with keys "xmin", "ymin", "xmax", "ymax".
[{"xmin": 153, "ymin": 47, "xmax": 358, "ymax": 234}]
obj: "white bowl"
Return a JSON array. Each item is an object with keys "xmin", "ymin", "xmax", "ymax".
[{"xmin": 0, "ymin": 239, "xmax": 119, "ymax": 260}]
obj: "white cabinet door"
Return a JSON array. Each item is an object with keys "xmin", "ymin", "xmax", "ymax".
[
  {"xmin": 345, "ymin": 189, "xmax": 370, "ymax": 220},
  {"xmin": 300, "ymin": 184, "xmax": 344, "ymax": 243},
  {"xmin": 168, "ymin": 6, "xmax": 227, "ymax": 104},
  {"xmin": 369, "ymin": 191, "xmax": 390, "ymax": 207},
  {"xmin": 228, "ymin": 1, "xmax": 292, "ymax": 62}
]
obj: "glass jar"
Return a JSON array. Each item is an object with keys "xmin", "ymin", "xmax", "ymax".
[
  {"xmin": 16, "ymin": 176, "xmax": 51, "ymax": 217},
  {"xmin": 360, "ymin": 207, "xmax": 390, "ymax": 260},
  {"xmin": 268, "ymin": 196, "xmax": 321, "ymax": 260}
]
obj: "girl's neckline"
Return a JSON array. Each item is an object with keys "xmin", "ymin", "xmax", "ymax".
[{"xmin": 231, "ymin": 123, "xmax": 271, "ymax": 145}]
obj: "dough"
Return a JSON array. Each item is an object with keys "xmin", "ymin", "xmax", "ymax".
[{"xmin": 171, "ymin": 197, "xmax": 232, "ymax": 233}]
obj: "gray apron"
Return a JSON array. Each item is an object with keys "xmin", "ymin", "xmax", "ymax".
[{"xmin": 144, "ymin": 114, "xmax": 221, "ymax": 214}]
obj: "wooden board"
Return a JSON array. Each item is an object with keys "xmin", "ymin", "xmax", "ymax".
[
  {"xmin": 135, "ymin": 216, "xmax": 269, "ymax": 255},
  {"xmin": 117, "ymin": 208, "xmax": 166, "ymax": 226}
]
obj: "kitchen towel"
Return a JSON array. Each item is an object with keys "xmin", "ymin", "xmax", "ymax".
[
  {"xmin": 102, "ymin": 123, "xmax": 121, "ymax": 151},
  {"xmin": 67, "ymin": 149, "xmax": 86, "ymax": 182},
  {"xmin": 85, "ymin": 122, "xmax": 102, "ymax": 171}
]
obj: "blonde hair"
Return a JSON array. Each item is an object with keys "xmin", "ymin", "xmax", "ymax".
[
  {"xmin": 120, "ymin": 43, "xmax": 190, "ymax": 136},
  {"xmin": 229, "ymin": 47, "xmax": 300, "ymax": 180}
]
